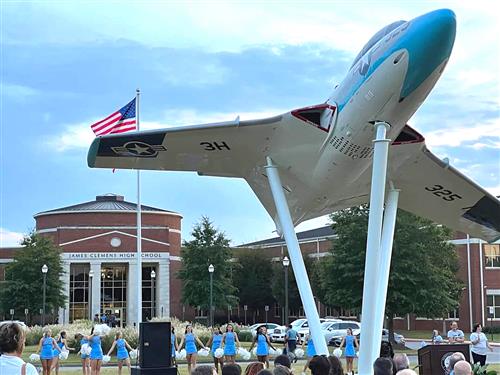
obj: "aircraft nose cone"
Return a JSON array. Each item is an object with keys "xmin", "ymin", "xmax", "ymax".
[{"xmin": 425, "ymin": 9, "xmax": 456, "ymax": 47}]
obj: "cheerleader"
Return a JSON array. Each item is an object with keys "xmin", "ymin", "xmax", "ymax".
[
  {"xmin": 171, "ymin": 326, "xmax": 179, "ymax": 366},
  {"xmin": 87, "ymin": 327, "xmax": 104, "ymax": 375},
  {"xmin": 206, "ymin": 326, "xmax": 224, "ymax": 373},
  {"xmin": 338, "ymin": 328, "xmax": 358, "ymax": 375},
  {"xmin": 301, "ymin": 331, "xmax": 316, "ymax": 375},
  {"xmin": 107, "ymin": 331, "xmax": 134, "ymax": 375},
  {"xmin": 249, "ymin": 326, "xmax": 276, "ymax": 368},
  {"xmin": 51, "ymin": 331, "xmax": 74, "ymax": 375},
  {"xmin": 221, "ymin": 324, "xmax": 240, "ymax": 364},
  {"xmin": 178, "ymin": 324, "xmax": 207, "ymax": 374},
  {"xmin": 75, "ymin": 333, "xmax": 91, "ymax": 375},
  {"xmin": 37, "ymin": 328, "xmax": 60, "ymax": 375}
]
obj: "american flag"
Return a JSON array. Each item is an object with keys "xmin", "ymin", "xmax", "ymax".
[{"xmin": 91, "ymin": 98, "xmax": 137, "ymax": 136}]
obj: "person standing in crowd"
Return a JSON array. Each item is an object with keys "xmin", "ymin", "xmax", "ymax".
[
  {"xmin": 244, "ymin": 362, "xmax": 265, "ymax": 375},
  {"xmin": 274, "ymin": 354, "xmax": 291, "ymax": 369},
  {"xmin": 249, "ymin": 326, "xmax": 276, "ymax": 368},
  {"xmin": 75, "ymin": 333, "xmax": 91, "ymax": 375},
  {"xmin": 373, "ymin": 357, "xmax": 393, "ymax": 375},
  {"xmin": 453, "ymin": 360, "xmax": 473, "ymax": 375},
  {"xmin": 0, "ymin": 321, "xmax": 38, "ymax": 375},
  {"xmin": 87, "ymin": 327, "xmax": 104, "ymax": 375},
  {"xmin": 206, "ymin": 326, "xmax": 224, "ymax": 373},
  {"xmin": 393, "ymin": 353, "xmax": 409, "ymax": 373},
  {"xmin": 447, "ymin": 321, "xmax": 464, "ymax": 343},
  {"xmin": 338, "ymin": 328, "xmax": 358, "ymax": 375},
  {"xmin": 37, "ymin": 328, "xmax": 61, "ymax": 375},
  {"xmin": 106, "ymin": 331, "xmax": 134, "ymax": 375},
  {"xmin": 432, "ymin": 329, "xmax": 443, "ymax": 344},
  {"xmin": 221, "ymin": 324, "xmax": 241, "ymax": 365},
  {"xmin": 301, "ymin": 330, "xmax": 316, "ymax": 375},
  {"xmin": 446, "ymin": 352, "xmax": 465, "ymax": 375},
  {"xmin": 179, "ymin": 324, "xmax": 207, "ymax": 373},
  {"xmin": 222, "ymin": 363, "xmax": 242, "ymax": 375},
  {"xmin": 470, "ymin": 323, "xmax": 493, "ymax": 366},
  {"xmin": 284, "ymin": 324, "xmax": 298, "ymax": 360},
  {"xmin": 52, "ymin": 330, "xmax": 74, "ymax": 375},
  {"xmin": 308, "ymin": 355, "xmax": 330, "ymax": 375},
  {"xmin": 327, "ymin": 355, "xmax": 344, "ymax": 375},
  {"xmin": 171, "ymin": 326, "xmax": 179, "ymax": 367}
]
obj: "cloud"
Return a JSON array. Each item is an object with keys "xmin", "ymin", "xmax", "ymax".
[
  {"xmin": 0, "ymin": 228, "xmax": 24, "ymax": 247},
  {"xmin": 424, "ymin": 118, "xmax": 500, "ymax": 148},
  {"xmin": 2, "ymin": 83, "xmax": 40, "ymax": 101}
]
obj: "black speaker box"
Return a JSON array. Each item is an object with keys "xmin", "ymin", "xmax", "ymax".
[
  {"xmin": 132, "ymin": 366, "xmax": 178, "ymax": 375},
  {"xmin": 139, "ymin": 321, "xmax": 171, "ymax": 368}
]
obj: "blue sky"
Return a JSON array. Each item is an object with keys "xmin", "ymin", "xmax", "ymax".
[{"xmin": 1, "ymin": 1, "xmax": 499, "ymax": 247}]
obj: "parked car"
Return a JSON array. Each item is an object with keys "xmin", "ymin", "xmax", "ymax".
[
  {"xmin": 322, "ymin": 320, "xmax": 360, "ymax": 344},
  {"xmin": 243, "ymin": 323, "xmax": 280, "ymax": 339},
  {"xmin": 329, "ymin": 328, "xmax": 405, "ymax": 347},
  {"xmin": 270, "ymin": 318, "xmax": 333, "ymax": 343}
]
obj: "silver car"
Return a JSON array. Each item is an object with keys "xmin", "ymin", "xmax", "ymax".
[{"xmin": 322, "ymin": 320, "xmax": 360, "ymax": 343}]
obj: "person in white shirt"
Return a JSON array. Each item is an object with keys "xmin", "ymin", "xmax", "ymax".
[
  {"xmin": 0, "ymin": 321, "xmax": 38, "ymax": 375},
  {"xmin": 470, "ymin": 323, "xmax": 493, "ymax": 366},
  {"xmin": 447, "ymin": 321, "xmax": 464, "ymax": 343}
]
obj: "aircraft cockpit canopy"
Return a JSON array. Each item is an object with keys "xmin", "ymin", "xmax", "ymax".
[{"xmin": 350, "ymin": 20, "xmax": 407, "ymax": 69}]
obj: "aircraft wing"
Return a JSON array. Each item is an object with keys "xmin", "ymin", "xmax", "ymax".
[{"xmin": 387, "ymin": 126, "xmax": 500, "ymax": 243}]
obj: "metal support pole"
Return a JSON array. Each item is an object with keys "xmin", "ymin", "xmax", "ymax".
[
  {"xmin": 265, "ymin": 157, "xmax": 328, "ymax": 355},
  {"xmin": 285, "ymin": 265, "xmax": 289, "ymax": 326},
  {"xmin": 371, "ymin": 187, "xmax": 399, "ymax": 360},
  {"xmin": 358, "ymin": 122, "xmax": 391, "ymax": 375},
  {"xmin": 42, "ymin": 273, "xmax": 46, "ymax": 326},
  {"xmin": 209, "ymin": 272, "xmax": 213, "ymax": 326},
  {"xmin": 89, "ymin": 276, "xmax": 93, "ymax": 320}
]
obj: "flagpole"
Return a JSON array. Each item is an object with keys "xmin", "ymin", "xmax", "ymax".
[{"xmin": 136, "ymin": 88, "xmax": 142, "ymax": 328}]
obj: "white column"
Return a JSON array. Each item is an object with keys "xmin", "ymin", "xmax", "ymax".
[
  {"xmin": 158, "ymin": 259, "xmax": 170, "ymax": 318},
  {"xmin": 128, "ymin": 260, "xmax": 139, "ymax": 327},
  {"xmin": 90, "ymin": 262, "xmax": 101, "ymax": 319},
  {"xmin": 265, "ymin": 157, "xmax": 328, "ymax": 355},
  {"xmin": 479, "ymin": 240, "xmax": 485, "ymax": 326},
  {"xmin": 58, "ymin": 262, "xmax": 70, "ymax": 324},
  {"xmin": 358, "ymin": 122, "xmax": 391, "ymax": 375}
]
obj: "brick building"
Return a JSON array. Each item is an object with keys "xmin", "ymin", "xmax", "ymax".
[{"xmin": 0, "ymin": 193, "xmax": 183, "ymax": 326}]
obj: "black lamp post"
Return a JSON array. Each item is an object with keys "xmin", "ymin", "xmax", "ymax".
[
  {"xmin": 209, "ymin": 264, "xmax": 214, "ymax": 326},
  {"xmin": 42, "ymin": 264, "xmax": 48, "ymax": 326},
  {"xmin": 89, "ymin": 269, "xmax": 94, "ymax": 320},
  {"xmin": 283, "ymin": 256, "xmax": 290, "ymax": 326},
  {"xmin": 151, "ymin": 269, "xmax": 156, "ymax": 318}
]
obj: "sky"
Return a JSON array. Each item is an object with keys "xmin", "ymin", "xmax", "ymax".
[{"xmin": 1, "ymin": 1, "xmax": 499, "ymax": 247}]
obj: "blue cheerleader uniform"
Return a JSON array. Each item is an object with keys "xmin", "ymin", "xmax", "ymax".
[
  {"xmin": 185, "ymin": 333, "xmax": 197, "ymax": 355},
  {"xmin": 211, "ymin": 334, "xmax": 223, "ymax": 356},
  {"xmin": 53, "ymin": 338, "xmax": 63, "ymax": 357},
  {"xmin": 90, "ymin": 336, "xmax": 103, "ymax": 360},
  {"xmin": 116, "ymin": 338, "xmax": 129, "ymax": 360},
  {"xmin": 171, "ymin": 333, "xmax": 176, "ymax": 358},
  {"xmin": 256, "ymin": 334, "xmax": 268, "ymax": 356},
  {"xmin": 80, "ymin": 338, "xmax": 89, "ymax": 359},
  {"xmin": 40, "ymin": 337, "xmax": 54, "ymax": 360},
  {"xmin": 306, "ymin": 337, "xmax": 316, "ymax": 357},
  {"xmin": 344, "ymin": 335, "xmax": 356, "ymax": 357},
  {"xmin": 224, "ymin": 332, "xmax": 236, "ymax": 356}
]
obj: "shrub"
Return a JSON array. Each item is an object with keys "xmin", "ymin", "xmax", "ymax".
[{"xmin": 238, "ymin": 330, "xmax": 253, "ymax": 342}]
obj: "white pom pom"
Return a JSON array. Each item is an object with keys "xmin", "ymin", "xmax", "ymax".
[
  {"xmin": 59, "ymin": 350, "xmax": 69, "ymax": 360},
  {"xmin": 242, "ymin": 351, "xmax": 251, "ymax": 360},
  {"xmin": 333, "ymin": 348, "xmax": 342, "ymax": 358},
  {"xmin": 102, "ymin": 355, "xmax": 111, "ymax": 364},
  {"xmin": 356, "ymin": 351, "xmax": 359, "ymax": 357},
  {"xmin": 198, "ymin": 348, "xmax": 210, "ymax": 357},
  {"xmin": 178, "ymin": 349, "xmax": 187, "ymax": 360},
  {"xmin": 81, "ymin": 343, "xmax": 91, "ymax": 355},
  {"xmin": 238, "ymin": 348, "xmax": 250, "ymax": 358},
  {"xmin": 269, "ymin": 347, "xmax": 281, "ymax": 356},
  {"xmin": 130, "ymin": 349, "xmax": 138, "ymax": 359},
  {"xmin": 29, "ymin": 353, "xmax": 40, "ymax": 362},
  {"xmin": 214, "ymin": 348, "xmax": 224, "ymax": 358},
  {"xmin": 252, "ymin": 347, "xmax": 257, "ymax": 356},
  {"xmin": 294, "ymin": 348, "xmax": 304, "ymax": 358},
  {"xmin": 94, "ymin": 324, "xmax": 111, "ymax": 336}
]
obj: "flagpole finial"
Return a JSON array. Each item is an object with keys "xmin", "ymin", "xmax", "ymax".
[{"xmin": 136, "ymin": 88, "xmax": 140, "ymax": 94}]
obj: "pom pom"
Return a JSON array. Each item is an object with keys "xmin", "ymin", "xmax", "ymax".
[
  {"xmin": 178, "ymin": 349, "xmax": 187, "ymax": 360},
  {"xmin": 198, "ymin": 348, "xmax": 210, "ymax": 357},
  {"xmin": 214, "ymin": 348, "xmax": 224, "ymax": 358},
  {"xmin": 59, "ymin": 350, "xmax": 69, "ymax": 360},
  {"xmin": 242, "ymin": 351, "xmax": 251, "ymax": 360},
  {"xmin": 294, "ymin": 348, "xmax": 304, "ymax": 358},
  {"xmin": 93, "ymin": 324, "xmax": 111, "ymax": 336},
  {"xmin": 130, "ymin": 349, "xmax": 138, "ymax": 359},
  {"xmin": 29, "ymin": 353, "xmax": 40, "ymax": 362},
  {"xmin": 333, "ymin": 348, "xmax": 342, "ymax": 358},
  {"xmin": 81, "ymin": 344, "xmax": 91, "ymax": 355},
  {"xmin": 252, "ymin": 347, "xmax": 257, "ymax": 356},
  {"xmin": 269, "ymin": 347, "xmax": 281, "ymax": 356},
  {"xmin": 102, "ymin": 355, "xmax": 111, "ymax": 364}
]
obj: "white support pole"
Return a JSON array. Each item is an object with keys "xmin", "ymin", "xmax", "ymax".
[
  {"xmin": 136, "ymin": 88, "xmax": 142, "ymax": 328},
  {"xmin": 371, "ymin": 187, "xmax": 399, "ymax": 361},
  {"xmin": 265, "ymin": 157, "xmax": 328, "ymax": 355},
  {"xmin": 467, "ymin": 234, "xmax": 473, "ymax": 331},
  {"xmin": 358, "ymin": 122, "xmax": 391, "ymax": 375}
]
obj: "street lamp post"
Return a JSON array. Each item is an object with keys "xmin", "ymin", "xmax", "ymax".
[
  {"xmin": 150, "ymin": 269, "xmax": 156, "ymax": 319},
  {"xmin": 283, "ymin": 256, "xmax": 290, "ymax": 326},
  {"xmin": 208, "ymin": 264, "xmax": 214, "ymax": 327},
  {"xmin": 42, "ymin": 264, "xmax": 48, "ymax": 326},
  {"xmin": 89, "ymin": 270, "xmax": 94, "ymax": 321}
]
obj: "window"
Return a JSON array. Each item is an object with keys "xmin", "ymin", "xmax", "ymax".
[
  {"xmin": 485, "ymin": 245, "xmax": 500, "ymax": 267},
  {"xmin": 486, "ymin": 292, "xmax": 500, "ymax": 319},
  {"xmin": 447, "ymin": 309, "xmax": 459, "ymax": 320},
  {"xmin": 274, "ymin": 303, "xmax": 281, "ymax": 317},
  {"xmin": 69, "ymin": 264, "xmax": 90, "ymax": 322},
  {"xmin": 142, "ymin": 266, "xmax": 157, "ymax": 321},
  {"xmin": 101, "ymin": 265, "xmax": 127, "ymax": 326}
]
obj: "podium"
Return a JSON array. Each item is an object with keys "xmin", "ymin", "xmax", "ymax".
[{"xmin": 417, "ymin": 343, "xmax": 470, "ymax": 374}]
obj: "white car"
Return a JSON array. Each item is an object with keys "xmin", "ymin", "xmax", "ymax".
[
  {"xmin": 270, "ymin": 318, "xmax": 333, "ymax": 343},
  {"xmin": 322, "ymin": 320, "xmax": 361, "ymax": 344},
  {"xmin": 244, "ymin": 323, "xmax": 280, "ymax": 338}
]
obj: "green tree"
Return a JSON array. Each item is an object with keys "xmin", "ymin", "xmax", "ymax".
[
  {"xmin": 320, "ymin": 205, "xmax": 463, "ymax": 342},
  {"xmin": 0, "ymin": 232, "xmax": 66, "ymax": 322},
  {"xmin": 233, "ymin": 250, "xmax": 275, "ymax": 314},
  {"xmin": 179, "ymin": 217, "xmax": 238, "ymax": 311}
]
